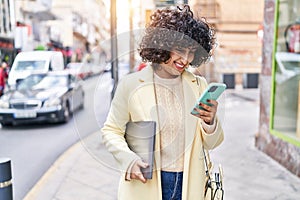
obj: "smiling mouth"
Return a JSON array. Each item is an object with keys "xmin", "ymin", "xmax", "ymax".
[{"xmin": 174, "ymin": 62, "xmax": 186, "ymax": 70}]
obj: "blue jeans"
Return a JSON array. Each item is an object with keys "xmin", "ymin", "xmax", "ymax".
[{"xmin": 161, "ymin": 171, "xmax": 183, "ymax": 200}]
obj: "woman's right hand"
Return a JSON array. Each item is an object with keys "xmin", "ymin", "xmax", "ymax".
[{"xmin": 130, "ymin": 160, "xmax": 149, "ymax": 183}]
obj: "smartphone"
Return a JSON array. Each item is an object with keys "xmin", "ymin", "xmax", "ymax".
[{"xmin": 191, "ymin": 82, "xmax": 227, "ymax": 115}]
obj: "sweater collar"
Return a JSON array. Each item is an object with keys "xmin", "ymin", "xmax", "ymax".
[{"xmin": 139, "ymin": 65, "xmax": 197, "ymax": 85}]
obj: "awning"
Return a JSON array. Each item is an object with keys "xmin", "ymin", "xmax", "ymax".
[
  {"xmin": 20, "ymin": 1, "xmax": 58, "ymax": 21},
  {"xmin": 22, "ymin": 10, "xmax": 58, "ymax": 21}
]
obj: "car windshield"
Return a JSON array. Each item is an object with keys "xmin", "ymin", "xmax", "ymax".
[
  {"xmin": 18, "ymin": 74, "xmax": 68, "ymax": 90},
  {"xmin": 14, "ymin": 61, "xmax": 46, "ymax": 71}
]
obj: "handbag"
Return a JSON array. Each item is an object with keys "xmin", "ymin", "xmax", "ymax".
[
  {"xmin": 195, "ymin": 76, "xmax": 225, "ymax": 199},
  {"xmin": 203, "ymin": 148, "xmax": 224, "ymax": 200}
]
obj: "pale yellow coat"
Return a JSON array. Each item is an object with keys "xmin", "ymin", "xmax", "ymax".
[{"xmin": 101, "ymin": 66, "xmax": 224, "ymax": 200}]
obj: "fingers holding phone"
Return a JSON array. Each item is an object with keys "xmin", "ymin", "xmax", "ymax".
[
  {"xmin": 191, "ymin": 82, "xmax": 226, "ymax": 124},
  {"xmin": 192, "ymin": 99, "xmax": 218, "ymax": 125}
]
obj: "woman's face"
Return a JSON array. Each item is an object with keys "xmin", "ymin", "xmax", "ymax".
[{"xmin": 157, "ymin": 46, "xmax": 197, "ymax": 79}]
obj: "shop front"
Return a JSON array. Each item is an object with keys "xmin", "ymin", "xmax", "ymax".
[
  {"xmin": 0, "ymin": 37, "xmax": 19, "ymax": 67},
  {"xmin": 256, "ymin": 0, "xmax": 300, "ymax": 177}
]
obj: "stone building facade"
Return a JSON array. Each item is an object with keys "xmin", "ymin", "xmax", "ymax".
[{"xmin": 255, "ymin": 0, "xmax": 300, "ymax": 177}]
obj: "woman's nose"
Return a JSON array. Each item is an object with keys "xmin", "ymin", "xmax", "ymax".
[
  {"xmin": 180, "ymin": 50, "xmax": 188, "ymax": 60},
  {"xmin": 182, "ymin": 50, "xmax": 193, "ymax": 62}
]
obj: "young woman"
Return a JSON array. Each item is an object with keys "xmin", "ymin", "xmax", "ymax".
[{"xmin": 101, "ymin": 5, "xmax": 224, "ymax": 200}]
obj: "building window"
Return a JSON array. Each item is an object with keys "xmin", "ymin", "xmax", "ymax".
[{"xmin": 271, "ymin": 0, "xmax": 300, "ymax": 147}]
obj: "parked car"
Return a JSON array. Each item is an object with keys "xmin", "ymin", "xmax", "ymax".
[
  {"xmin": 7, "ymin": 51, "xmax": 65, "ymax": 89},
  {"xmin": 65, "ymin": 62, "xmax": 91, "ymax": 80},
  {"xmin": 0, "ymin": 71, "xmax": 84, "ymax": 126}
]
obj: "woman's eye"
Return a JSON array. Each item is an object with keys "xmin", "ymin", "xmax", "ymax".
[
  {"xmin": 190, "ymin": 48, "xmax": 197, "ymax": 53},
  {"xmin": 175, "ymin": 48, "xmax": 185, "ymax": 53}
]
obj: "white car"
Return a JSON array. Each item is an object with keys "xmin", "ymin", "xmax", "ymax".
[{"xmin": 8, "ymin": 51, "xmax": 65, "ymax": 89}]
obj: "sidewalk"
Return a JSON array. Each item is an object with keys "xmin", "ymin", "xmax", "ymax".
[{"xmin": 24, "ymin": 88, "xmax": 300, "ymax": 200}]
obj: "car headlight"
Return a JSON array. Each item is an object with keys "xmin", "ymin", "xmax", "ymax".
[
  {"xmin": 0, "ymin": 99, "xmax": 9, "ymax": 109},
  {"xmin": 44, "ymin": 98, "xmax": 61, "ymax": 107}
]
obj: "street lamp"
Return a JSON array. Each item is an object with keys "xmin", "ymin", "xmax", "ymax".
[
  {"xmin": 110, "ymin": 0, "xmax": 118, "ymax": 99},
  {"xmin": 129, "ymin": 0, "xmax": 135, "ymax": 72}
]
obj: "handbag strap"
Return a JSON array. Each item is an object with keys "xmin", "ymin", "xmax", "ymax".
[{"xmin": 203, "ymin": 147, "xmax": 212, "ymax": 174}]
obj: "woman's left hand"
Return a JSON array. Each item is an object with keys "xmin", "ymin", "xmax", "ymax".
[{"xmin": 192, "ymin": 99, "xmax": 218, "ymax": 125}]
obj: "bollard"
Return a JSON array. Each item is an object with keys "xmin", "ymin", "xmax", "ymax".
[{"xmin": 0, "ymin": 158, "xmax": 13, "ymax": 200}]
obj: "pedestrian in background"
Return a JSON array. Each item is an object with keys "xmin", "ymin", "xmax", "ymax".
[
  {"xmin": 65, "ymin": 46, "xmax": 72, "ymax": 65},
  {"xmin": 137, "ymin": 62, "xmax": 147, "ymax": 71},
  {"xmin": 101, "ymin": 5, "xmax": 224, "ymax": 200},
  {"xmin": 0, "ymin": 61, "xmax": 8, "ymax": 97}
]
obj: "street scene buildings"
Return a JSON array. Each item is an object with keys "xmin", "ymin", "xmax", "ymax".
[{"xmin": 0, "ymin": 0, "xmax": 300, "ymax": 199}]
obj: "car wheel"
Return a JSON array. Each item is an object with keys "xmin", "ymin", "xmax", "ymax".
[{"xmin": 61, "ymin": 103, "xmax": 70, "ymax": 123}]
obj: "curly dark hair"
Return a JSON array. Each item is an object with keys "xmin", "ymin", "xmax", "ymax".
[{"xmin": 138, "ymin": 5, "xmax": 216, "ymax": 67}]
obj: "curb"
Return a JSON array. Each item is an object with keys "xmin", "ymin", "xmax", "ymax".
[{"xmin": 23, "ymin": 141, "xmax": 83, "ymax": 200}]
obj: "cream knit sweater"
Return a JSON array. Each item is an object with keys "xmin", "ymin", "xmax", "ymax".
[{"xmin": 154, "ymin": 73, "xmax": 185, "ymax": 172}]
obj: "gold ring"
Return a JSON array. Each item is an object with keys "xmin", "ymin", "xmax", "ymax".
[{"xmin": 0, "ymin": 180, "xmax": 12, "ymax": 188}]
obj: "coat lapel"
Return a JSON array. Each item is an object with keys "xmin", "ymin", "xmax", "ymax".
[
  {"xmin": 137, "ymin": 66, "xmax": 162, "ymax": 194},
  {"xmin": 182, "ymin": 71, "xmax": 199, "ymax": 151},
  {"xmin": 181, "ymin": 71, "xmax": 200, "ymax": 199}
]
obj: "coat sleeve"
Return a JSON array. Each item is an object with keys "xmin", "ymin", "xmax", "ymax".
[
  {"xmin": 101, "ymin": 77, "xmax": 140, "ymax": 173},
  {"xmin": 200, "ymin": 118, "xmax": 224, "ymax": 149},
  {"xmin": 196, "ymin": 75, "xmax": 224, "ymax": 150}
]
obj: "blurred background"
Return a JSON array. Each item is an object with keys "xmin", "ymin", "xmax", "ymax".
[
  {"xmin": 0, "ymin": 0, "xmax": 264, "ymax": 88},
  {"xmin": 1, "ymin": 0, "xmax": 300, "ymax": 199}
]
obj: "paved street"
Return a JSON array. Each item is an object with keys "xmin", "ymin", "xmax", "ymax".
[
  {"xmin": 0, "ymin": 75, "xmax": 103, "ymax": 200},
  {"xmin": 23, "ymin": 88, "xmax": 300, "ymax": 200}
]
